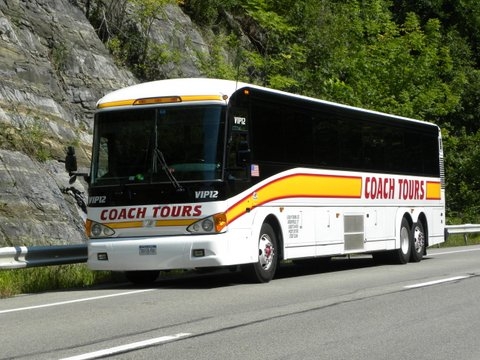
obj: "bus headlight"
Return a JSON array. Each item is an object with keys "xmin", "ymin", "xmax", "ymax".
[
  {"xmin": 187, "ymin": 213, "xmax": 227, "ymax": 234},
  {"xmin": 202, "ymin": 219, "xmax": 214, "ymax": 232},
  {"xmin": 86, "ymin": 219, "xmax": 115, "ymax": 238}
]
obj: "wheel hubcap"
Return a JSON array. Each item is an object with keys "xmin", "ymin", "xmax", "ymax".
[
  {"xmin": 413, "ymin": 226, "xmax": 425, "ymax": 253},
  {"xmin": 259, "ymin": 234, "xmax": 274, "ymax": 271}
]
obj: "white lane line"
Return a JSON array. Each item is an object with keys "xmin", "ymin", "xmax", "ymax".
[
  {"xmin": 0, "ymin": 289, "xmax": 155, "ymax": 315},
  {"xmin": 59, "ymin": 333, "xmax": 192, "ymax": 360},
  {"xmin": 404, "ymin": 275, "xmax": 471, "ymax": 289},
  {"xmin": 432, "ymin": 247, "xmax": 480, "ymax": 256}
]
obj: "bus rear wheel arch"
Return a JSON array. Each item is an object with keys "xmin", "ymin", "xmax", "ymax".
[{"xmin": 373, "ymin": 216, "xmax": 413, "ymax": 265}]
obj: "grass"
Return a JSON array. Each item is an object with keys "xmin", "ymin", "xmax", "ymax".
[
  {"xmin": 441, "ymin": 233, "xmax": 480, "ymax": 247},
  {"xmin": 0, "ymin": 264, "xmax": 114, "ymax": 299}
]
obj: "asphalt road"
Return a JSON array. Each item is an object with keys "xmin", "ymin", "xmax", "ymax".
[{"xmin": 1, "ymin": 245, "xmax": 480, "ymax": 359}]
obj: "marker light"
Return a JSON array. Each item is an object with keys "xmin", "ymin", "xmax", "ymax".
[
  {"xmin": 187, "ymin": 213, "xmax": 227, "ymax": 234},
  {"xmin": 133, "ymin": 96, "xmax": 182, "ymax": 105},
  {"xmin": 192, "ymin": 249, "xmax": 205, "ymax": 257},
  {"xmin": 97, "ymin": 252, "xmax": 109, "ymax": 261}
]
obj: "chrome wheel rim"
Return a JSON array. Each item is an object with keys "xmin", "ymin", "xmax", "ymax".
[
  {"xmin": 413, "ymin": 226, "xmax": 425, "ymax": 253},
  {"xmin": 258, "ymin": 233, "xmax": 275, "ymax": 271}
]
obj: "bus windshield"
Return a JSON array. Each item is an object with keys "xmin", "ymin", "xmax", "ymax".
[{"xmin": 91, "ymin": 105, "xmax": 225, "ymax": 185}]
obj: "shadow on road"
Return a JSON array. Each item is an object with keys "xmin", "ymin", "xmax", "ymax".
[{"xmin": 116, "ymin": 255, "xmax": 382, "ymax": 290}]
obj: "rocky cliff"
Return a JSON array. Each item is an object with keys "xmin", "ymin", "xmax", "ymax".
[{"xmin": 0, "ymin": 0, "xmax": 208, "ymax": 246}]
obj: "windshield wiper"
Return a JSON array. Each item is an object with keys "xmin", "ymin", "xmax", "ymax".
[{"xmin": 154, "ymin": 148, "xmax": 184, "ymax": 191}]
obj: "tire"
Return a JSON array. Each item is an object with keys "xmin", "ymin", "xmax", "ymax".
[
  {"xmin": 391, "ymin": 217, "xmax": 412, "ymax": 264},
  {"xmin": 410, "ymin": 221, "xmax": 425, "ymax": 262},
  {"xmin": 125, "ymin": 270, "xmax": 160, "ymax": 284},
  {"xmin": 242, "ymin": 223, "xmax": 278, "ymax": 283}
]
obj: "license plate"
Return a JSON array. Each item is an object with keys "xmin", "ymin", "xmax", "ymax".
[{"xmin": 139, "ymin": 245, "xmax": 157, "ymax": 255}]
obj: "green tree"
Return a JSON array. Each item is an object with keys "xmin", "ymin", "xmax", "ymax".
[
  {"xmin": 181, "ymin": 0, "xmax": 240, "ymax": 26},
  {"xmin": 296, "ymin": 2, "xmax": 464, "ymax": 120},
  {"xmin": 85, "ymin": 0, "xmax": 480, "ymax": 223},
  {"xmin": 130, "ymin": 0, "xmax": 175, "ymax": 79},
  {"xmin": 392, "ymin": 0, "xmax": 480, "ymax": 65},
  {"xmin": 87, "ymin": 0, "xmax": 175, "ymax": 80},
  {"xmin": 444, "ymin": 128, "xmax": 480, "ymax": 223},
  {"xmin": 238, "ymin": 0, "xmax": 306, "ymax": 90}
]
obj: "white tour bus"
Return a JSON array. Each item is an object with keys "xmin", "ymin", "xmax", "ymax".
[{"xmin": 66, "ymin": 78, "xmax": 445, "ymax": 283}]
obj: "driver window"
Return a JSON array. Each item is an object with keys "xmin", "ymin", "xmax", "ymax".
[{"xmin": 227, "ymin": 108, "xmax": 249, "ymax": 180}]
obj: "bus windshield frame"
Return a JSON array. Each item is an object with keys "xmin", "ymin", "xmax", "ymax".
[{"xmin": 90, "ymin": 104, "xmax": 226, "ymax": 186}]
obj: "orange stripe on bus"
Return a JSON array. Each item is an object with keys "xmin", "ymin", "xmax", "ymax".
[
  {"xmin": 227, "ymin": 173, "xmax": 362, "ymax": 223},
  {"xmin": 426, "ymin": 181, "xmax": 441, "ymax": 200},
  {"xmin": 155, "ymin": 219, "xmax": 197, "ymax": 227},
  {"xmin": 106, "ymin": 219, "xmax": 197, "ymax": 229},
  {"xmin": 107, "ymin": 221, "xmax": 143, "ymax": 229},
  {"xmin": 97, "ymin": 99, "xmax": 136, "ymax": 109}
]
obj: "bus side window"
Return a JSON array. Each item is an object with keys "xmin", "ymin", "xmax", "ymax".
[
  {"xmin": 236, "ymin": 140, "xmax": 251, "ymax": 166},
  {"xmin": 97, "ymin": 137, "xmax": 109, "ymax": 178},
  {"xmin": 227, "ymin": 132, "xmax": 250, "ymax": 180}
]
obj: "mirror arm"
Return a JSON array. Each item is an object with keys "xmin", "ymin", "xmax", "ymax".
[{"xmin": 68, "ymin": 172, "xmax": 90, "ymax": 185}]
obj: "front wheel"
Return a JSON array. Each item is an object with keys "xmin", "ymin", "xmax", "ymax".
[{"xmin": 242, "ymin": 223, "xmax": 278, "ymax": 283}]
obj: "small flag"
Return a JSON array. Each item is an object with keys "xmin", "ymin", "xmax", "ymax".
[{"xmin": 251, "ymin": 164, "xmax": 260, "ymax": 177}]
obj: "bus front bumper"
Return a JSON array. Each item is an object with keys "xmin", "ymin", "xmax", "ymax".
[{"xmin": 87, "ymin": 232, "xmax": 253, "ymax": 271}]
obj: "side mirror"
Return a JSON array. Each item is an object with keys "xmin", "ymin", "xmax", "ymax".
[
  {"xmin": 65, "ymin": 146, "xmax": 78, "ymax": 173},
  {"xmin": 64, "ymin": 146, "xmax": 90, "ymax": 185}
]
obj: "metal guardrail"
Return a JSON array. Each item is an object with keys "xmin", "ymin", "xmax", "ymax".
[
  {"xmin": 444, "ymin": 224, "xmax": 480, "ymax": 235},
  {"xmin": 0, "ymin": 225, "xmax": 479, "ymax": 270},
  {"xmin": 0, "ymin": 244, "xmax": 87, "ymax": 269},
  {"xmin": 444, "ymin": 224, "xmax": 480, "ymax": 244}
]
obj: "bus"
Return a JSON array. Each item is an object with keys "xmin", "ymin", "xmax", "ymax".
[{"xmin": 66, "ymin": 78, "xmax": 445, "ymax": 284}]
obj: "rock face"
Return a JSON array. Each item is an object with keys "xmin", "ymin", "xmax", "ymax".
[
  {"xmin": 1, "ymin": 0, "xmax": 135, "ymax": 142},
  {"xmin": 0, "ymin": 150, "xmax": 87, "ymax": 246},
  {"xmin": 0, "ymin": 0, "xmax": 208, "ymax": 246}
]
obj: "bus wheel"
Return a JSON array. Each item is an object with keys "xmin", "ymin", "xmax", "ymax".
[
  {"xmin": 392, "ymin": 218, "xmax": 412, "ymax": 264},
  {"xmin": 410, "ymin": 221, "xmax": 425, "ymax": 262},
  {"xmin": 125, "ymin": 270, "xmax": 160, "ymax": 284},
  {"xmin": 242, "ymin": 223, "xmax": 278, "ymax": 283}
]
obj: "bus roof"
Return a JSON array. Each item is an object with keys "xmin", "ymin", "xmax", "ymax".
[
  {"xmin": 96, "ymin": 78, "xmax": 249, "ymax": 109},
  {"xmin": 96, "ymin": 78, "xmax": 438, "ymax": 128}
]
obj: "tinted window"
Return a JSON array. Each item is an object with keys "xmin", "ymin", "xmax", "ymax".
[{"xmin": 249, "ymin": 91, "xmax": 439, "ymax": 177}]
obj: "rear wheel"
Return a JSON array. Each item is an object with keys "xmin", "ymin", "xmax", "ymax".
[
  {"xmin": 373, "ymin": 218, "xmax": 413, "ymax": 265},
  {"xmin": 410, "ymin": 221, "xmax": 425, "ymax": 262},
  {"xmin": 391, "ymin": 217, "xmax": 412, "ymax": 264},
  {"xmin": 242, "ymin": 223, "xmax": 278, "ymax": 283}
]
